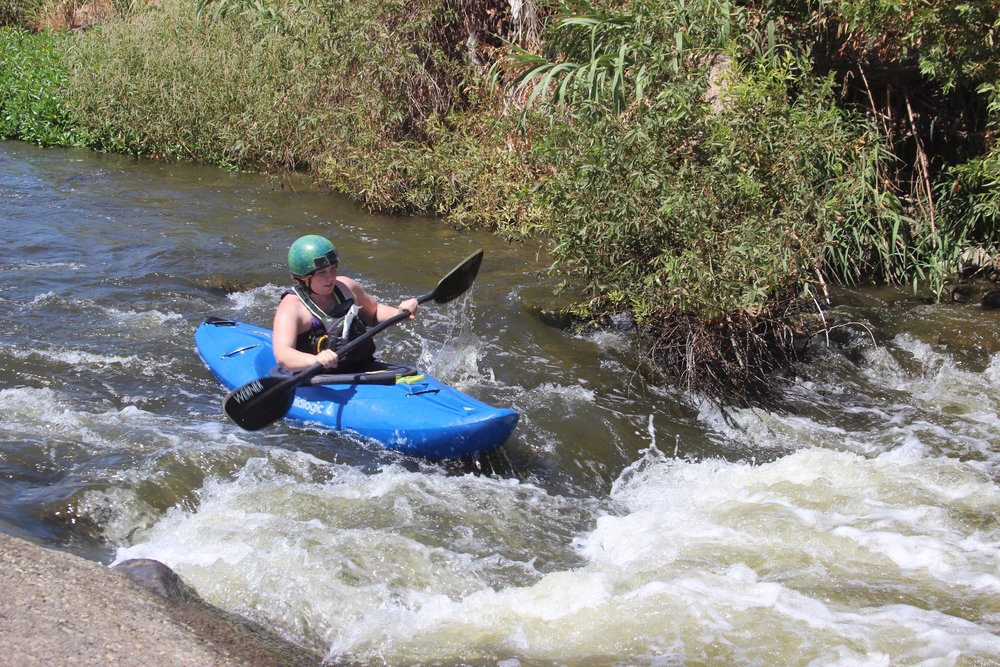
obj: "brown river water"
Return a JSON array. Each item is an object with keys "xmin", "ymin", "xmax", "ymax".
[{"xmin": 1, "ymin": 140, "xmax": 999, "ymax": 665}]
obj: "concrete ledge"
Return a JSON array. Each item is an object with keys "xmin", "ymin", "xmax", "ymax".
[{"xmin": 0, "ymin": 531, "xmax": 319, "ymax": 666}]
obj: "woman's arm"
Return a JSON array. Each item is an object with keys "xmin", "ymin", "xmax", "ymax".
[
  {"xmin": 272, "ymin": 295, "xmax": 338, "ymax": 371},
  {"xmin": 339, "ymin": 277, "xmax": 419, "ymax": 326}
]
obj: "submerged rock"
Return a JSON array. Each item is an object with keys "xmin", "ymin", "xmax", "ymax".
[{"xmin": 982, "ymin": 290, "xmax": 1000, "ymax": 309}]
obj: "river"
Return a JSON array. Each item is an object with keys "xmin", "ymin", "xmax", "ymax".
[{"xmin": 1, "ymin": 139, "xmax": 999, "ymax": 665}]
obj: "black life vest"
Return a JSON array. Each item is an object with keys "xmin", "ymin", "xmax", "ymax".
[{"xmin": 287, "ymin": 284, "xmax": 376, "ymax": 372}]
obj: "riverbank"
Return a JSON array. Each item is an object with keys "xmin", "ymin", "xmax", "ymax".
[
  {"xmin": 6, "ymin": 2, "xmax": 999, "ymax": 400},
  {"xmin": 0, "ymin": 531, "xmax": 320, "ymax": 666}
]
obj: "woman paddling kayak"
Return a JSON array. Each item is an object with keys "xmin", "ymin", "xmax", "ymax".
[
  {"xmin": 273, "ymin": 235, "xmax": 420, "ymax": 373},
  {"xmin": 201, "ymin": 246, "xmax": 519, "ymax": 455}
]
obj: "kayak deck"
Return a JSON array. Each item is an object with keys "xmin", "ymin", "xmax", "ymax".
[{"xmin": 195, "ymin": 317, "xmax": 518, "ymax": 459}]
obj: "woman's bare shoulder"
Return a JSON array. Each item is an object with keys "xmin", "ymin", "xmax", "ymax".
[
  {"xmin": 336, "ymin": 275, "xmax": 363, "ymax": 291},
  {"xmin": 275, "ymin": 292, "xmax": 310, "ymax": 325}
]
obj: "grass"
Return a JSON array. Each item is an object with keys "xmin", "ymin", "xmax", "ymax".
[{"xmin": 67, "ymin": 0, "xmax": 329, "ymax": 169}]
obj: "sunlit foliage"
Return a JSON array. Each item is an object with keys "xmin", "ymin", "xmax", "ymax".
[{"xmin": 5, "ymin": 0, "xmax": 1000, "ymax": 398}]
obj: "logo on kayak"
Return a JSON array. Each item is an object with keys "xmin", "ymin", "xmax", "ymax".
[{"xmin": 292, "ymin": 396, "xmax": 334, "ymax": 416}]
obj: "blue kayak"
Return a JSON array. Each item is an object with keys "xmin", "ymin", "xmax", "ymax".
[{"xmin": 195, "ymin": 317, "xmax": 519, "ymax": 459}]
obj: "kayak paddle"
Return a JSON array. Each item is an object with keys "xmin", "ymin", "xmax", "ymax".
[{"xmin": 222, "ymin": 248, "xmax": 484, "ymax": 431}]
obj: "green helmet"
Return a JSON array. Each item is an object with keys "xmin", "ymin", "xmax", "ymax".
[{"xmin": 288, "ymin": 235, "xmax": 339, "ymax": 276}]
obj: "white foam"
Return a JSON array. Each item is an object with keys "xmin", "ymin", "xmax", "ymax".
[
  {"xmin": 0, "ymin": 261, "xmax": 84, "ymax": 273},
  {"xmin": 696, "ymin": 333, "xmax": 1000, "ymax": 467},
  {"xmin": 23, "ymin": 292, "xmax": 185, "ymax": 335},
  {"xmin": 110, "ymin": 444, "xmax": 1000, "ymax": 664},
  {"xmin": 3, "ymin": 344, "xmax": 173, "ymax": 375},
  {"xmin": 112, "ymin": 455, "xmax": 584, "ymax": 655},
  {"xmin": 522, "ymin": 382, "xmax": 596, "ymax": 409},
  {"xmin": 576, "ymin": 327, "xmax": 633, "ymax": 353},
  {"xmin": 0, "ymin": 386, "xmax": 188, "ymax": 451},
  {"xmin": 226, "ymin": 284, "xmax": 283, "ymax": 313}
]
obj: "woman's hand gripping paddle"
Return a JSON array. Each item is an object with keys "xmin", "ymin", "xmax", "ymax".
[{"xmin": 222, "ymin": 249, "xmax": 484, "ymax": 431}]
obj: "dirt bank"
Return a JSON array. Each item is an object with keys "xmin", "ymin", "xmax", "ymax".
[{"xmin": 0, "ymin": 531, "xmax": 320, "ymax": 666}]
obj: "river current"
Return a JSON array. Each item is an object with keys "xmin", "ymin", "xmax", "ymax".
[{"xmin": 1, "ymin": 140, "xmax": 998, "ymax": 665}]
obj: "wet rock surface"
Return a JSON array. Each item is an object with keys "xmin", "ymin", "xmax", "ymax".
[{"xmin": 0, "ymin": 532, "xmax": 320, "ymax": 666}]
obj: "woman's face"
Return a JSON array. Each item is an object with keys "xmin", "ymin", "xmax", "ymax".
[{"xmin": 306, "ymin": 263, "xmax": 338, "ymax": 295}]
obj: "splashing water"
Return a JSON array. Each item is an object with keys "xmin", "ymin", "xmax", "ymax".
[{"xmin": 3, "ymin": 141, "xmax": 1000, "ymax": 665}]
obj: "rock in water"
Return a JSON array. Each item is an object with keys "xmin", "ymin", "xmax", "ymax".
[
  {"xmin": 982, "ymin": 290, "xmax": 1000, "ymax": 309},
  {"xmin": 113, "ymin": 558, "xmax": 198, "ymax": 605}
]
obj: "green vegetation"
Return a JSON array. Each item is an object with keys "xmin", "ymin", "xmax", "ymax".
[
  {"xmin": 791, "ymin": 0, "xmax": 1000, "ymax": 296},
  {"xmin": 2, "ymin": 0, "xmax": 999, "ymax": 399},
  {"xmin": 0, "ymin": 27, "xmax": 90, "ymax": 146},
  {"xmin": 68, "ymin": 1, "xmax": 329, "ymax": 168},
  {"xmin": 298, "ymin": 0, "xmax": 542, "ymax": 229},
  {"xmin": 0, "ymin": 0, "xmax": 45, "ymax": 27}
]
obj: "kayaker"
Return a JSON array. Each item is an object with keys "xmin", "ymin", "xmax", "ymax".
[{"xmin": 273, "ymin": 235, "xmax": 419, "ymax": 372}]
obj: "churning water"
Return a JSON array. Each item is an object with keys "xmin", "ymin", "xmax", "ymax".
[{"xmin": 1, "ymin": 141, "xmax": 998, "ymax": 665}]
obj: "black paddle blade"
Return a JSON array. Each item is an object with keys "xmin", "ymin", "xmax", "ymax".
[
  {"xmin": 223, "ymin": 376, "xmax": 297, "ymax": 431},
  {"xmin": 431, "ymin": 249, "xmax": 483, "ymax": 304}
]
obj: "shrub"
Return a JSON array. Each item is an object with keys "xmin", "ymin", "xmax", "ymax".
[
  {"xmin": 771, "ymin": 0, "xmax": 1000, "ymax": 293},
  {"xmin": 534, "ymin": 54, "xmax": 870, "ymax": 322},
  {"xmin": 0, "ymin": 26, "xmax": 92, "ymax": 146},
  {"xmin": 496, "ymin": 0, "xmax": 884, "ymax": 397},
  {"xmin": 317, "ymin": 103, "xmax": 546, "ymax": 234}
]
